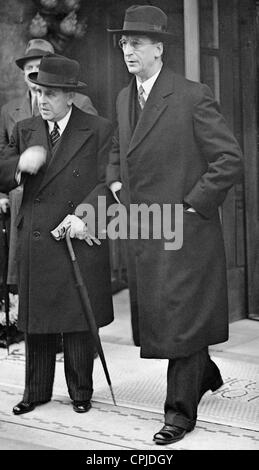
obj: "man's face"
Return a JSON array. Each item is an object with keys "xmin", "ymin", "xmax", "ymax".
[
  {"xmin": 36, "ymin": 86, "xmax": 73, "ymax": 121},
  {"xmin": 23, "ymin": 58, "xmax": 41, "ymax": 92},
  {"xmin": 120, "ymin": 35, "xmax": 163, "ymax": 81}
]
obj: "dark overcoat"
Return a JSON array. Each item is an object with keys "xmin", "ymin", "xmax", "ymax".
[
  {"xmin": 0, "ymin": 93, "xmax": 98, "ymax": 285},
  {"xmin": 106, "ymin": 67, "xmax": 243, "ymax": 359},
  {"xmin": 0, "ymin": 105, "xmax": 114, "ymax": 334}
]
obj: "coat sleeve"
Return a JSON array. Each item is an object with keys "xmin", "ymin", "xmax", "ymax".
[
  {"xmin": 0, "ymin": 105, "xmax": 10, "ymax": 198},
  {"xmin": 184, "ymin": 84, "xmax": 244, "ymax": 218},
  {"xmin": 0, "ymin": 123, "xmax": 20, "ymax": 193},
  {"xmin": 0, "ymin": 104, "xmax": 9, "ymax": 155}
]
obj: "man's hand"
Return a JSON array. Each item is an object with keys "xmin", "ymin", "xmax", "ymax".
[
  {"xmin": 0, "ymin": 197, "xmax": 10, "ymax": 213},
  {"xmin": 110, "ymin": 181, "xmax": 122, "ymax": 203},
  {"xmin": 51, "ymin": 215, "xmax": 101, "ymax": 246},
  {"xmin": 18, "ymin": 145, "xmax": 47, "ymax": 175}
]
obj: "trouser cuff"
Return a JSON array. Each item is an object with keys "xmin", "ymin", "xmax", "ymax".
[{"xmin": 165, "ymin": 411, "xmax": 196, "ymax": 431}]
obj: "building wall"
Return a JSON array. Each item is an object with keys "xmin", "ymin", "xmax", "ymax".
[{"xmin": 0, "ymin": 0, "xmax": 35, "ymax": 108}]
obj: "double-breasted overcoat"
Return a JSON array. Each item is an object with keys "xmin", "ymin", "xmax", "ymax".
[
  {"xmin": 0, "ymin": 93, "xmax": 98, "ymax": 285},
  {"xmin": 106, "ymin": 67, "xmax": 243, "ymax": 359},
  {"xmin": 0, "ymin": 105, "xmax": 114, "ymax": 334}
]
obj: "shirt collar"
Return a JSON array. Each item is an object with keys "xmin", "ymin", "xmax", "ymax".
[
  {"xmin": 47, "ymin": 107, "xmax": 72, "ymax": 135},
  {"xmin": 136, "ymin": 67, "xmax": 162, "ymax": 100}
]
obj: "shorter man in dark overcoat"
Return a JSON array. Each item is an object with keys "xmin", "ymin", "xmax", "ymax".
[
  {"xmin": 0, "ymin": 54, "xmax": 114, "ymax": 415},
  {"xmin": 0, "ymin": 39, "xmax": 98, "ymax": 348}
]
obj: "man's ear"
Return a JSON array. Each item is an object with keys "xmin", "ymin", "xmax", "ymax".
[
  {"xmin": 155, "ymin": 42, "xmax": 164, "ymax": 59},
  {"xmin": 67, "ymin": 91, "xmax": 75, "ymax": 105}
]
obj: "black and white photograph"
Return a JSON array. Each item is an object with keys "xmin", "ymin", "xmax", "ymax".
[{"xmin": 0, "ymin": 0, "xmax": 258, "ymax": 458}]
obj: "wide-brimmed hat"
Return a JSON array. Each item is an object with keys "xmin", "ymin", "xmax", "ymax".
[
  {"xmin": 107, "ymin": 5, "xmax": 173, "ymax": 42},
  {"xmin": 28, "ymin": 54, "xmax": 87, "ymax": 90},
  {"xmin": 16, "ymin": 39, "xmax": 54, "ymax": 69}
]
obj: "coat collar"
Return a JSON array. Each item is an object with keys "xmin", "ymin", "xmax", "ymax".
[
  {"xmin": 26, "ymin": 105, "xmax": 94, "ymax": 192},
  {"xmin": 122, "ymin": 67, "xmax": 175, "ymax": 156}
]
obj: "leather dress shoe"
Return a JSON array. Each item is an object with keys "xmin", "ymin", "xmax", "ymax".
[
  {"xmin": 153, "ymin": 424, "xmax": 187, "ymax": 445},
  {"xmin": 12, "ymin": 400, "xmax": 49, "ymax": 415},
  {"xmin": 72, "ymin": 400, "xmax": 92, "ymax": 413}
]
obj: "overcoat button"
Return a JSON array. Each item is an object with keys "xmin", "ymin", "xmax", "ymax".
[
  {"xmin": 33, "ymin": 231, "xmax": 41, "ymax": 238},
  {"xmin": 73, "ymin": 169, "xmax": 80, "ymax": 177},
  {"xmin": 34, "ymin": 198, "xmax": 41, "ymax": 203},
  {"xmin": 68, "ymin": 201, "xmax": 75, "ymax": 208}
]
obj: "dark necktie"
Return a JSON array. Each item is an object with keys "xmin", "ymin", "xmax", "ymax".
[
  {"xmin": 138, "ymin": 84, "xmax": 146, "ymax": 110},
  {"xmin": 50, "ymin": 122, "xmax": 60, "ymax": 147}
]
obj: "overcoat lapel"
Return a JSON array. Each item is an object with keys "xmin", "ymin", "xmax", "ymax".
[
  {"xmin": 119, "ymin": 79, "xmax": 136, "ymax": 150},
  {"xmin": 36, "ymin": 106, "xmax": 94, "ymax": 191},
  {"xmin": 127, "ymin": 68, "xmax": 175, "ymax": 157}
]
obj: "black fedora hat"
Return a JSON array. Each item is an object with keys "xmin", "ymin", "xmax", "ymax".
[
  {"xmin": 107, "ymin": 5, "xmax": 173, "ymax": 42},
  {"xmin": 28, "ymin": 54, "xmax": 87, "ymax": 90},
  {"xmin": 16, "ymin": 39, "xmax": 54, "ymax": 70}
]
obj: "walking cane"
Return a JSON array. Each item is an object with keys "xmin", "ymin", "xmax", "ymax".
[
  {"xmin": 65, "ymin": 230, "xmax": 117, "ymax": 406},
  {"xmin": 0, "ymin": 210, "xmax": 10, "ymax": 355}
]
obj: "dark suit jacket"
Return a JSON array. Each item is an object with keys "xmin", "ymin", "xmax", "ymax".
[{"xmin": 0, "ymin": 105, "xmax": 114, "ymax": 334}]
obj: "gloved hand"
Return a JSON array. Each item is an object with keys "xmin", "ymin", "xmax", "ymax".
[
  {"xmin": 18, "ymin": 145, "xmax": 47, "ymax": 175},
  {"xmin": 0, "ymin": 197, "xmax": 10, "ymax": 213},
  {"xmin": 51, "ymin": 214, "xmax": 101, "ymax": 246}
]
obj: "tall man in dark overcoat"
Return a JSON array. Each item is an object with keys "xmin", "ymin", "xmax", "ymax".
[
  {"xmin": 106, "ymin": 5, "xmax": 244, "ymax": 444},
  {"xmin": 0, "ymin": 54, "xmax": 114, "ymax": 415}
]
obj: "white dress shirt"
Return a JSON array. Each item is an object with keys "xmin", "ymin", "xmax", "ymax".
[
  {"xmin": 47, "ymin": 106, "xmax": 72, "ymax": 136},
  {"xmin": 136, "ymin": 67, "xmax": 162, "ymax": 102}
]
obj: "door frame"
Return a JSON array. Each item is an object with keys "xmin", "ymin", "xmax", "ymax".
[{"xmin": 239, "ymin": 0, "xmax": 259, "ymax": 319}]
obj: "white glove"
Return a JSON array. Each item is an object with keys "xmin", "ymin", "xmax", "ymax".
[
  {"xmin": 51, "ymin": 214, "xmax": 101, "ymax": 246},
  {"xmin": 69, "ymin": 214, "xmax": 87, "ymax": 239},
  {"xmin": 110, "ymin": 181, "xmax": 122, "ymax": 203},
  {"xmin": 18, "ymin": 145, "xmax": 47, "ymax": 175},
  {"xmin": 0, "ymin": 197, "xmax": 10, "ymax": 213}
]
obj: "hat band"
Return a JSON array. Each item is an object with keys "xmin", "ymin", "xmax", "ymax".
[
  {"xmin": 122, "ymin": 21, "xmax": 166, "ymax": 33},
  {"xmin": 25, "ymin": 48, "xmax": 52, "ymax": 58},
  {"xmin": 37, "ymin": 70, "xmax": 78, "ymax": 85}
]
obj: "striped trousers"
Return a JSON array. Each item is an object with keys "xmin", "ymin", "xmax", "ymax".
[{"xmin": 23, "ymin": 331, "xmax": 94, "ymax": 403}]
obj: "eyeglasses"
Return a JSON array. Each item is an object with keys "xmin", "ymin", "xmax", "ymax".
[{"xmin": 118, "ymin": 38, "xmax": 154, "ymax": 50}]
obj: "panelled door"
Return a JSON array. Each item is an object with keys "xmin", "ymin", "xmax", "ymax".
[
  {"xmin": 239, "ymin": 0, "xmax": 259, "ymax": 320},
  {"xmin": 199, "ymin": 0, "xmax": 249, "ymax": 321}
]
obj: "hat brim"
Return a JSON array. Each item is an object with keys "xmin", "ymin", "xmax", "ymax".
[
  {"xmin": 107, "ymin": 28, "xmax": 174, "ymax": 43},
  {"xmin": 28, "ymin": 72, "xmax": 87, "ymax": 90},
  {"xmin": 16, "ymin": 51, "xmax": 52, "ymax": 70}
]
